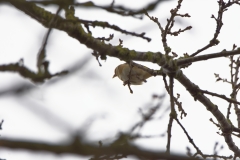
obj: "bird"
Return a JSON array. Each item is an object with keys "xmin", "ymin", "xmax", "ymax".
[{"xmin": 113, "ymin": 63, "xmax": 152, "ymax": 85}]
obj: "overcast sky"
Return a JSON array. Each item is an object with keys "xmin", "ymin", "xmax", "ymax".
[{"xmin": 0, "ymin": 0, "xmax": 240, "ymax": 159}]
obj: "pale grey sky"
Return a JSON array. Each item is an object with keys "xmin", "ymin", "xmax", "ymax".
[{"xmin": 0, "ymin": 0, "xmax": 240, "ymax": 159}]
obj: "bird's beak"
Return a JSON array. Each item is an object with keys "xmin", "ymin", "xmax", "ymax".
[{"xmin": 112, "ymin": 74, "xmax": 117, "ymax": 78}]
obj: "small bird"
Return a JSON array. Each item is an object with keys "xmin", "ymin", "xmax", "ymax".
[{"xmin": 113, "ymin": 63, "xmax": 152, "ymax": 85}]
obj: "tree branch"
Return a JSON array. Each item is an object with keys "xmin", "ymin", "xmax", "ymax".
[
  {"xmin": 0, "ymin": 138, "xmax": 202, "ymax": 160},
  {"xmin": 175, "ymin": 70, "xmax": 240, "ymax": 156}
]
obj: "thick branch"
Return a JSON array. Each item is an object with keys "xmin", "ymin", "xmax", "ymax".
[
  {"xmin": 6, "ymin": 0, "xmax": 166, "ymax": 63},
  {"xmin": 5, "ymin": 0, "xmax": 240, "ymax": 67},
  {"xmin": 175, "ymin": 70, "xmax": 240, "ymax": 156},
  {"xmin": 177, "ymin": 49, "xmax": 240, "ymax": 66},
  {"xmin": 0, "ymin": 138, "xmax": 201, "ymax": 160}
]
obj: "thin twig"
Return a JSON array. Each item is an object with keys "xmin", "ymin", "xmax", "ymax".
[{"xmin": 199, "ymin": 89, "xmax": 240, "ymax": 105}]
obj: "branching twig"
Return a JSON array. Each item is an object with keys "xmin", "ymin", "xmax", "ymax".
[
  {"xmin": 74, "ymin": 19, "xmax": 151, "ymax": 42},
  {"xmin": 190, "ymin": 0, "xmax": 240, "ymax": 57},
  {"xmin": 146, "ymin": 0, "xmax": 191, "ymax": 55}
]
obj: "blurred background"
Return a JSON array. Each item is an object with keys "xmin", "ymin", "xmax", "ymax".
[{"xmin": 0, "ymin": 0, "xmax": 240, "ymax": 159}]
